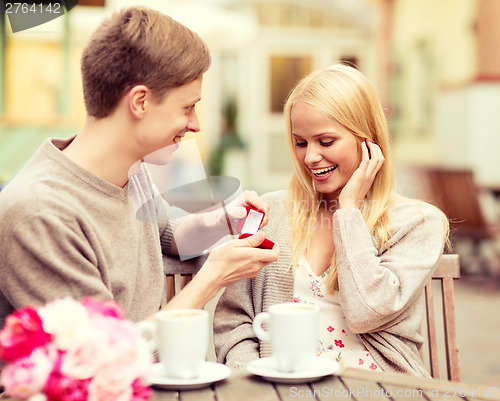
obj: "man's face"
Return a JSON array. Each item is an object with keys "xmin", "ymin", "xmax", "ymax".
[{"xmin": 139, "ymin": 77, "xmax": 203, "ymax": 162}]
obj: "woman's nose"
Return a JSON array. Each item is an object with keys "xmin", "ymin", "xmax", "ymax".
[{"xmin": 304, "ymin": 145, "xmax": 322, "ymax": 165}]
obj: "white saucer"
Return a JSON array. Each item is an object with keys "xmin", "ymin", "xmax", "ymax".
[
  {"xmin": 149, "ymin": 362, "xmax": 231, "ymax": 390},
  {"xmin": 246, "ymin": 357, "xmax": 340, "ymax": 384}
]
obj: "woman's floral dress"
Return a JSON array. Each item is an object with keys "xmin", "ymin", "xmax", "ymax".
[{"xmin": 294, "ymin": 255, "xmax": 381, "ymax": 371}]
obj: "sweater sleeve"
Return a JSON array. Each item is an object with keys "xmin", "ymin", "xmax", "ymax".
[
  {"xmin": 213, "ymin": 278, "xmax": 260, "ymax": 368},
  {"xmin": 159, "ymin": 201, "xmax": 188, "ymax": 256},
  {"xmin": 1, "ymin": 212, "xmax": 113, "ymax": 311},
  {"xmin": 333, "ymin": 201, "xmax": 448, "ymax": 333}
]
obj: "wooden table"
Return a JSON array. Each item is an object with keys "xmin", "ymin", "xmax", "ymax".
[
  {"xmin": 152, "ymin": 367, "xmax": 500, "ymax": 401},
  {"xmin": 1, "ymin": 367, "xmax": 499, "ymax": 401}
]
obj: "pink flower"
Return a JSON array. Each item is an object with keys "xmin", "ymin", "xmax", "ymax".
[
  {"xmin": 88, "ymin": 373, "xmax": 133, "ymax": 401},
  {"xmin": 131, "ymin": 378, "xmax": 152, "ymax": 401},
  {"xmin": 1, "ymin": 297, "xmax": 152, "ymax": 401},
  {"xmin": 91, "ymin": 316, "xmax": 139, "ymax": 365},
  {"xmin": 91, "ymin": 358, "xmax": 139, "ymax": 396},
  {"xmin": 0, "ymin": 307, "xmax": 52, "ymax": 362},
  {"xmin": 82, "ymin": 298, "xmax": 124, "ymax": 319},
  {"xmin": 88, "ymin": 385, "xmax": 132, "ymax": 401},
  {"xmin": 0, "ymin": 347, "xmax": 54, "ymax": 400},
  {"xmin": 45, "ymin": 356, "xmax": 91, "ymax": 401},
  {"xmin": 60, "ymin": 330, "xmax": 110, "ymax": 380}
]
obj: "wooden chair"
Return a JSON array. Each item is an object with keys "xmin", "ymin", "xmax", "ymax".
[
  {"xmin": 423, "ymin": 254, "xmax": 461, "ymax": 382},
  {"xmin": 162, "ymin": 253, "xmax": 207, "ymax": 302},
  {"xmin": 163, "ymin": 252, "xmax": 462, "ymax": 382},
  {"xmin": 420, "ymin": 168, "xmax": 495, "ymax": 239},
  {"xmin": 418, "ymin": 166, "xmax": 500, "ymax": 275}
]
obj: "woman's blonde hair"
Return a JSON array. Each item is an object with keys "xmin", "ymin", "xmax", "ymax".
[{"xmin": 284, "ymin": 63, "xmax": 396, "ymax": 293}]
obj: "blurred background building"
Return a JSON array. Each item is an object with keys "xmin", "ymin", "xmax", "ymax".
[
  {"xmin": 1, "ymin": 0, "xmax": 500, "ymax": 383},
  {"xmin": 1, "ymin": 0, "xmax": 499, "ymax": 187},
  {"xmin": 1, "ymin": 0, "xmax": 500, "ymax": 188}
]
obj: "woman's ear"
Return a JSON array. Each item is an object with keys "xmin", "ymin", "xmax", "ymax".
[
  {"xmin": 128, "ymin": 85, "xmax": 149, "ymax": 119},
  {"xmin": 364, "ymin": 139, "xmax": 372, "ymax": 159}
]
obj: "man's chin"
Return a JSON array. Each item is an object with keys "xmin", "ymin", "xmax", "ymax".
[{"xmin": 143, "ymin": 143, "xmax": 178, "ymax": 165}]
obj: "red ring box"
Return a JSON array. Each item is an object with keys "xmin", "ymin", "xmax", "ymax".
[{"xmin": 237, "ymin": 206, "xmax": 275, "ymax": 250}]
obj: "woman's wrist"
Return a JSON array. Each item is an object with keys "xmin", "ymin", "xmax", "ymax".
[{"xmin": 338, "ymin": 198, "xmax": 359, "ymax": 209}]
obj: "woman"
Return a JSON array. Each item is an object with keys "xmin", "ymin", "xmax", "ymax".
[{"xmin": 213, "ymin": 63, "xmax": 449, "ymax": 377}]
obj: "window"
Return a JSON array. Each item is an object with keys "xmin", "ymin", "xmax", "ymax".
[
  {"xmin": 339, "ymin": 56, "xmax": 359, "ymax": 69},
  {"xmin": 270, "ymin": 56, "xmax": 312, "ymax": 113}
]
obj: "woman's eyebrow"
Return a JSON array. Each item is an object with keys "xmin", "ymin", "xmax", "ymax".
[{"xmin": 292, "ymin": 132, "xmax": 337, "ymax": 138}]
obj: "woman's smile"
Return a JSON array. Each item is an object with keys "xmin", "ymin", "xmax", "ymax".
[{"xmin": 310, "ymin": 165, "xmax": 338, "ymax": 181}]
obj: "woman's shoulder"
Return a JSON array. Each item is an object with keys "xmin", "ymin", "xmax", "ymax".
[
  {"xmin": 388, "ymin": 194, "xmax": 448, "ymax": 228},
  {"xmin": 261, "ymin": 189, "xmax": 288, "ymax": 204}
]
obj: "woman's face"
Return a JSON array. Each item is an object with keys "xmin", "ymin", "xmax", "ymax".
[{"xmin": 291, "ymin": 102, "xmax": 360, "ymax": 201}]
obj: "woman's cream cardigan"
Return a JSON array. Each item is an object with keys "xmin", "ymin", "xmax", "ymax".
[{"xmin": 213, "ymin": 190, "xmax": 448, "ymax": 377}]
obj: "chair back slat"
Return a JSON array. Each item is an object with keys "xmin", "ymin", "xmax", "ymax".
[
  {"xmin": 432, "ymin": 256, "xmax": 461, "ymax": 279},
  {"xmin": 163, "ymin": 254, "xmax": 207, "ymax": 302},
  {"xmin": 442, "ymin": 277, "xmax": 460, "ymax": 381},
  {"xmin": 425, "ymin": 280, "xmax": 440, "ymax": 378},
  {"xmin": 165, "ymin": 276, "xmax": 175, "ymax": 302},
  {"xmin": 424, "ymin": 254, "xmax": 461, "ymax": 382}
]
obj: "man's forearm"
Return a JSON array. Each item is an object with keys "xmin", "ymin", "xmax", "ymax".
[
  {"xmin": 161, "ymin": 269, "xmax": 221, "ymax": 310},
  {"xmin": 172, "ymin": 210, "xmax": 232, "ymax": 256}
]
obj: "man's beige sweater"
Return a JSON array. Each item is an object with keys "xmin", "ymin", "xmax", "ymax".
[{"xmin": 0, "ymin": 137, "xmax": 179, "ymax": 329}]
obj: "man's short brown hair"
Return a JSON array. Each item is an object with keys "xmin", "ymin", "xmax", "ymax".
[{"xmin": 81, "ymin": 6, "xmax": 211, "ymax": 118}]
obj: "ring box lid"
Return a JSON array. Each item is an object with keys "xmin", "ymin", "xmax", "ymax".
[
  {"xmin": 237, "ymin": 207, "xmax": 264, "ymax": 235},
  {"xmin": 236, "ymin": 206, "xmax": 275, "ymax": 250}
]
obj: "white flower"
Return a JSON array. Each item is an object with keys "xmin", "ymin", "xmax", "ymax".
[
  {"xmin": 38, "ymin": 297, "xmax": 91, "ymax": 350},
  {"xmin": 28, "ymin": 394, "xmax": 47, "ymax": 401}
]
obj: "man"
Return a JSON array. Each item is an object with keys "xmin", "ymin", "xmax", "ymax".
[{"xmin": 0, "ymin": 6, "xmax": 279, "ymax": 329}]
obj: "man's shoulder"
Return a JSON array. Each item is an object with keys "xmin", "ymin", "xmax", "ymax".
[
  {"xmin": 0, "ymin": 164, "xmax": 88, "ymax": 235},
  {"xmin": 0, "ymin": 180, "xmax": 61, "ymax": 231}
]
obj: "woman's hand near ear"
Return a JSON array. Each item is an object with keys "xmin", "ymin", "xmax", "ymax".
[{"xmin": 338, "ymin": 140, "xmax": 384, "ymax": 209}]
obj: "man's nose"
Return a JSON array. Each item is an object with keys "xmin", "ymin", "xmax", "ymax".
[{"xmin": 187, "ymin": 112, "xmax": 200, "ymax": 133}]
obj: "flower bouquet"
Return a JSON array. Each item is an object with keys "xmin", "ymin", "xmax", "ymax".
[{"xmin": 0, "ymin": 297, "xmax": 152, "ymax": 401}]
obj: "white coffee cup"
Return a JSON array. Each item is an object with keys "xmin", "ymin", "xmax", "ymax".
[
  {"xmin": 137, "ymin": 309, "xmax": 209, "ymax": 379},
  {"xmin": 253, "ymin": 302, "xmax": 319, "ymax": 373}
]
